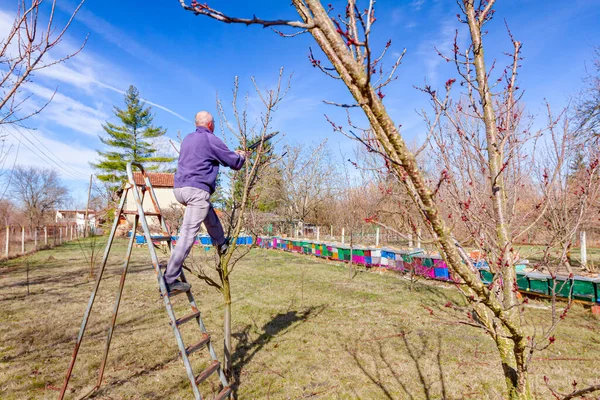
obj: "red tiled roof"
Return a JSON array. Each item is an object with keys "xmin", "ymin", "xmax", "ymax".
[{"xmin": 132, "ymin": 172, "xmax": 174, "ymax": 188}]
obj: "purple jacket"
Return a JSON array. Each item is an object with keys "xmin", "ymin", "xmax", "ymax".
[{"xmin": 174, "ymin": 126, "xmax": 245, "ymax": 194}]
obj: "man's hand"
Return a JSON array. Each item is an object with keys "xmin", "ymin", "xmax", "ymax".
[{"xmin": 235, "ymin": 150, "xmax": 248, "ymax": 159}]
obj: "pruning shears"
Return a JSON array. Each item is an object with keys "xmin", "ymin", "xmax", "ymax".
[{"xmin": 246, "ymin": 131, "xmax": 279, "ymax": 151}]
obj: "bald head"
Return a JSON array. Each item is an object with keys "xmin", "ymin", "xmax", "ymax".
[{"xmin": 195, "ymin": 111, "xmax": 214, "ymax": 131}]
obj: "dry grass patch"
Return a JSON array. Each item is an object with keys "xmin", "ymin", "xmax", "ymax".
[{"xmin": 0, "ymin": 239, "xmax": 598, "ymax": 399}]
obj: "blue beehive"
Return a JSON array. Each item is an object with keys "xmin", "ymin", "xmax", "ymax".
[{"xmin": 434, "ymin": 267, "xmax": 450, "ymax": 280}]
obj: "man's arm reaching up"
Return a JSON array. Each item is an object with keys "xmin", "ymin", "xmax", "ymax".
[{"xmin": 209, "ymin": 135, "xmax": 246, "ymax": 170}]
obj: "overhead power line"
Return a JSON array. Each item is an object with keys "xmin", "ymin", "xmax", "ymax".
[{"xmin": 1, "ymin": 125, "xmax": 90, "ymax": 181}]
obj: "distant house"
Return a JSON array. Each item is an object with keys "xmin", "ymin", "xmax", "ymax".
[
  {"xmin": 123, "ymin": 172, "xmax": 179, "ymax": 224},
  {"xmin": 55, "ymin": 209, "xmax": 96, "ymax": 232}
]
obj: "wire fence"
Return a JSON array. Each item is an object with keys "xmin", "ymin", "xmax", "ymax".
[{"xmin": 0, "ymin": 223, "xmax": 86, "ymax": 259}]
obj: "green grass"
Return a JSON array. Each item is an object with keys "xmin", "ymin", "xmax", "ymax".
[{"xmin": 0, "ymin": 239, "xmax": 599, "ymax": 399}]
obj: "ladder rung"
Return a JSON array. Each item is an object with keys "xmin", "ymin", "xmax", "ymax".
[
  {"xmin": 195, "ymin": 360, "xmax": 220, "ymax": 385},
  {"xmin": 215, "ymin": 386, "xmax": 232, "ymax": 400},
  {"xmin": 122, "ymin": 210, "xmax": 161, "ymax": 216},
  {"xmin": 167, "ymin": 287, "xmax": 190, "ymax": 297},
  {"xmin": 185, "ymin": 334, "xmax": 210, "ymax": 356},
  {"xmin": 173, "ymin": 311, "xmax": 201, "ymax": 326}
]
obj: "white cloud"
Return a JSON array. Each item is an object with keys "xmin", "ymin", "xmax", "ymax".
[
  {"xmin": 56, "ymin": 1, "xmax": 212, "ymax": 101},
  {"xmin": 20, "ymin": 82, "xmax": 108, "ymax": 137},
  {"xmin": 0, "ymin": 2, "xmax": 192, "ymax": 196},
  {"xmin": 97, "ymin": 83, "xmax": 191, "ymax": 123},
  {"xmin": 3, "ymin": 125, "xmax": 97, "ymax": 181},
  {"xmin": 0, "ymin": 6, "xmax": 190, "ymax": 124},
  {"xmin": 417, "ymin": 19, "xmax": 462, "ymax": 85},
  {"xmin": 412, "ymin": 0, "xmax": 426, "ymax": 11}
]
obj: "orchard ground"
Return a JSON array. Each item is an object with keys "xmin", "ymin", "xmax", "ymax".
[{"xmin": 1, "ymin": 239, "xmax": 599, "ymax": 399}]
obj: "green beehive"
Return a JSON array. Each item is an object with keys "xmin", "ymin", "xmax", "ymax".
[
  {"xmin": 302, "ymin": 242, "xmax": 311, "ymax": 254},
  {"xmin": 422, "ymin": 257, "xmax": 435, "ymax": 267},
  {"xmin": 527, "ymin": 272, "xmax": 550, "ymax": 295},
  {"xmin": 516, "ymin": 272, "xmax": 529, "ymax": 291},
  {"xmin": 339, "ymin": 247, "xmax": 351, "ymax": 261},
  {"xmin": 572, "ymin": 277, "xmax": 597, "ymax": 302},
  {"xmin": 480, "ymin": 269, "xmax": 494, "ymax": 284},
  {"xmin": 550, "ymin": 277, "xmax": 573, "ymax": 299}
]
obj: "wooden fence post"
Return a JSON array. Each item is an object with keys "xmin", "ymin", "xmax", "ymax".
[
  {"xmin": 5, "ymin": 226, "xmax": 9, "ymax": 257},
  {"xmin": 34, "ymin": 228, "xmax": 38, "ymax": 250},
  {"xmin": 316, "ymin": 226, "xmax": 320, "ymax": 241},
  {"xmin": 341, "ymin": 228, "xmax": 345, "ymax": 244},
  {"xmin": 59, "ymin": 226, "xmax": 62, "ymax": 244},
  {"xmin": 44, "ymin": 226, "xmax": 47, "ymax": 246},
  {"xmin": 376, "ymin": 227, "xmax": 380, "ymax": 247},
  {"xmin": 581, "ymin": 231, "xmax": 587, "ymax": 268},
  {"xmin": 21, "ymin": 226, "xmax": 25, "ymax": 254}
]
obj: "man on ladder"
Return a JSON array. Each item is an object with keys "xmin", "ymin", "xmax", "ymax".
[{"xmin": 165, "ymin": 111, "xmax": 247, "ymax": 293}]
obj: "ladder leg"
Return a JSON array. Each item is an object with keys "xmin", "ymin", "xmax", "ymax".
[
  {"xmin": 95, "ymin": 214, "xmax": 139, "ymax": 390},
  {"xmin": 58, "ymin": 189, "xmax": 129, "ymax": 400}
]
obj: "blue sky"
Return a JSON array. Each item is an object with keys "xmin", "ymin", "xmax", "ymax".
[{"xmin": 2, "ymin": 0, "xmax": 600, "ymax": 205}]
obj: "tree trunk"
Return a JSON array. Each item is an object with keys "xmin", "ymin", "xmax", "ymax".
[
  {"xmin": 495, "ymin": 334, "xmax": 531, "ymax": 399},
  {"xmin": 222, "ymin": 276, "xmax": 233, "ymax": 380}
]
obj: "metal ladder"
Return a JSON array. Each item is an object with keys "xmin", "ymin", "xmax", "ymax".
[{"xmin": 59, "ymin": 162, "xmax": 231, "ymax": 400}]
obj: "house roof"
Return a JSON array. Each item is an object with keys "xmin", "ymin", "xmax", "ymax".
[{"xmin": 132, "ymin": 172, "xmax": 174, "ymax": 188}]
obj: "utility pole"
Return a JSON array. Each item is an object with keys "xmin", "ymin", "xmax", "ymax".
[{"xmin": 84, "ymin": 175, "xmax": 93, "ymax": 237}]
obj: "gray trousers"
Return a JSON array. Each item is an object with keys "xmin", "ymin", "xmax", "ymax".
[{"xmin": 165, "ymin": 187, "xmax": 226, "ymax": 284}]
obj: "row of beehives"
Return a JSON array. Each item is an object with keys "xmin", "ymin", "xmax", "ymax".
[
  {"xmin": 256, "ymin": 237, "xmax": 600, "ymax": 304},
  {"xmin": 130, "ymin": 233, "xmax": 253, "ymax": 247}
]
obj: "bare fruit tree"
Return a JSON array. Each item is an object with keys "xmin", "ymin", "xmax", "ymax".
[
  {"xmin": 179, "ymin": 1, "xmax": 600, "ymax": 398},
  {"xmin": 0, "ymin": 0, "xmax": 86, "ymax": 186},
  {"xmin": 279, "ymin": 140, "xmax": 334, "ymax": 236},
  {"xmin": 11, "ymin": 165, "xmax": 69, "ymax": 227},
  {"xmin": 573, "ymin": 47, "xmax": 600, "ymax": 142},
  {"xmin": 0, "ymin": 0, "xmax": 85, "ymax": 124},
  {"xmin": 184, "ymin": 70, "xmax": 288, "ymax": 383}
]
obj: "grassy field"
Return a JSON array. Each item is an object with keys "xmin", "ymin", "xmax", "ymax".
[{"xmin": 1, "ymin": 239, "xmax": 599, "ymax": 399}]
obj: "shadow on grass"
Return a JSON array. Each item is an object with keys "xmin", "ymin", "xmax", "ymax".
[
  {"xmin": 231, "ymin": 304, "xmax": 327, "ymax": 393},
  {"xmin": 349, "ymin": 332, "xmax": 448, "ymax": 400},
  {"xmin": 86, "ymin": 354, "xmax": 180, "ymax": 399}
]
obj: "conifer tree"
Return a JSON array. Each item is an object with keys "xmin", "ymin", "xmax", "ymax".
[{"xmin": 92, "ymin": 85, "xmax": 174, "ymax": 191}]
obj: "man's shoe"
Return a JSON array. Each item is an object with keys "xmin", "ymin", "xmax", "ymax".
[{"xmin": 166, "ymin": 280, "xmax": 191, "ymax": 294}]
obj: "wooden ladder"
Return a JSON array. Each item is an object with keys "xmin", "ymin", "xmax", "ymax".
[{"xmin": 58, "ymin": 162, "xmax": 230, "ymax": 399}]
